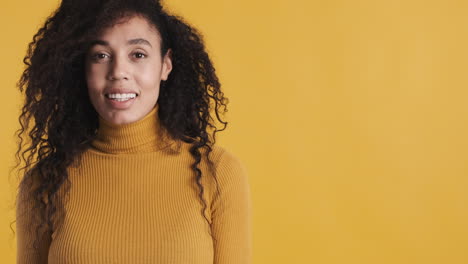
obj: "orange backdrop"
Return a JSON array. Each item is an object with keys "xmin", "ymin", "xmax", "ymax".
[{"xmin": 1, "ymin": 0, "xmax": 468, "ymax": 263}]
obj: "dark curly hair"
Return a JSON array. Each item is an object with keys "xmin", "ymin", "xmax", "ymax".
[{"xmin": 13, "ymin": 0, "xmax": 228, "ymax": 252}]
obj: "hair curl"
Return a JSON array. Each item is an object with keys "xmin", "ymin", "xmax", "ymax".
[{"xmin": 13, "ymin": 0, "xmax": 228, "ymax": 252}]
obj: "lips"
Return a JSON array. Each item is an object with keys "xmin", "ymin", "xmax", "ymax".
[
  {"xmin": 104, "ymin": 90, "xmax": 138, "ymax": 109},
  {"xmin": 105, "ymin": 88, "xmax": 139, "ymax": 95},
  {"xmin": 105, "ymin": 93, "xmax": 137, "ymax": 101}
]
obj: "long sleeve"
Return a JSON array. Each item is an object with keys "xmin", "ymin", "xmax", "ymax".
[
  {"xmin": 211, "ymin": 150, "xmax": 253, "ymax": 264},
  {"xmin": 14, "ymin": 106, "xmax": 251, "ymax": 263},
  {"xmin": 16, "ymin": 184, "xmax": 52, "ymax": 264}
]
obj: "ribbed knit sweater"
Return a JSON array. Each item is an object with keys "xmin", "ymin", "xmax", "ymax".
[{"xmin": 16, "ymin": 105, "xmax": 252, "ymax": 264}]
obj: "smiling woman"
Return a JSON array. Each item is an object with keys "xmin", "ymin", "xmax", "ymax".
[
  {"xmin": 14, "ymin": 0, "xmax": 252, "ymax": 263},
  {"xmin": 85, "ymin": 16, "xmax": 173, "ymax": 125}
]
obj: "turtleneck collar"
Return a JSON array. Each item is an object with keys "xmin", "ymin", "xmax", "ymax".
[{"xmin": 91, "ymin": 104, "xmax": 171, "ymax": 154}]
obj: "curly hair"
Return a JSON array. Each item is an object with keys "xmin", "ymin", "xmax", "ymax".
[{"xmin": 14, "ymin": 0, "xmax": 228, "ymax": 252}]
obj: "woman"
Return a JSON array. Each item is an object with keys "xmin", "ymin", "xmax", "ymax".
[{"xmin": 14, "ymin": 0, "xmax": 252, "ymax": 263}]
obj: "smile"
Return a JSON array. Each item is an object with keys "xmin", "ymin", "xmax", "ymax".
[{"xmin": 105, "ymin": 93, "xmax": 138, "ymax": 101}]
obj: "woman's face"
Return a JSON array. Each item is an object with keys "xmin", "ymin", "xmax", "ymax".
[{"xmin": 85, "ymin": 15, "xmax": 172, "ymax": 125}]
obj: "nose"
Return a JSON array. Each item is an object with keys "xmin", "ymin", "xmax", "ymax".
[{"xmin": 107, "ymin": 55, "xmax": 129, "ymax": 81}]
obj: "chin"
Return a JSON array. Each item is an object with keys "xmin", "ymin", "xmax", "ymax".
[{"xmin": 99, "ymin": 111, "xmax": 136, "ymax": 126}]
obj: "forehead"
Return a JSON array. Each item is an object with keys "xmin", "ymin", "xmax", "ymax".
[{"xmin": 95, "ymin": 15, "xmax": 160, "ymax": 43}]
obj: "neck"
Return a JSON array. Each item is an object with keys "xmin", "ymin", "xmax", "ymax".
[{"xmin": 91, "ymin": 105, "xmax": 172, "ymax": 154}]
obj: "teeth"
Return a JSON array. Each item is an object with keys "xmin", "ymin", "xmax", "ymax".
[{"xmin": 107, "ymin": 93, "xmax": 137, "ymax": 99}]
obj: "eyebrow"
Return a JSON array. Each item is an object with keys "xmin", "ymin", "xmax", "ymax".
[{"xmin": 90, "ymin": 38, "xmax": 152, "ymax": 48}]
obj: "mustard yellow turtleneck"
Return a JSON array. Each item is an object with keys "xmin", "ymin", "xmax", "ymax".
[{"xmin": 16, "ymin": 105, "xmax": 253, "ymax": 264}]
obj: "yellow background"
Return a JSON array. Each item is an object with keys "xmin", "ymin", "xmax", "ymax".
[{"xmin": 1, "ymin": 0, "xmax": 468, "ymax": 263}]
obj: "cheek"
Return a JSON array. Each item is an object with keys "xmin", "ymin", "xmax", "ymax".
[
  {"xmin": 86, "ymin": 65, "xmax": 106, "ymax": 93},
  {"xmin": 137, "ymin": 64, "xmax": 163, "ymax": 90}
]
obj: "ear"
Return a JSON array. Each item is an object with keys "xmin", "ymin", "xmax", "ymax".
[{"xmin": 161, "ymin": 49, "xmax": 173, "ymax": 81}]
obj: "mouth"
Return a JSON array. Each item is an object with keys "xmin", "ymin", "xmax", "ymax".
[{"xmin": 105, "ymin": 93, "xmax": 139, "ymax": 102}]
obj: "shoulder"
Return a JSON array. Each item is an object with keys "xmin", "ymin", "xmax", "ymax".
[
  {"xmin": 207, "ymin": 146, "xmax": 252, "ymax": 222},
  {"xmin": 207, "ymin": 145, "xmax": 249, "ymax": 186},
  {"xmin": 208, "ymin": 145, "xmax": 245, "ymax": 169}
]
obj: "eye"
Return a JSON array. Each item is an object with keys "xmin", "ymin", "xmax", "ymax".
[
  {"xmin": 90, "ymin": 53, "xmax": 109, "ymax": 62},
  {"xmin": 133, "ymin": 52, "xmax": 147, "ymax": 59}
]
